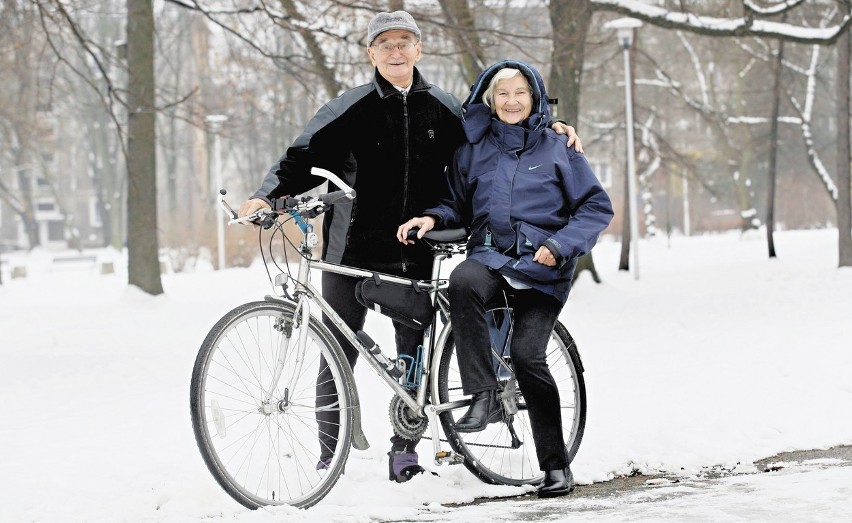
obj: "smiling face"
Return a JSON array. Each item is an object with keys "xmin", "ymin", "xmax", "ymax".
[
  {"xmin": 366, "ymin": 29, "xmax": 421, "ymax": 87},
  {"xmin": 493, "ymin": 74, "xmax": 533, "ymax": 125}
]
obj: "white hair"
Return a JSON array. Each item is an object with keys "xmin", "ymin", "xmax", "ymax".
[{"xmin": 482, "ymin": 68, "xmax": 530, "ymax": 111}]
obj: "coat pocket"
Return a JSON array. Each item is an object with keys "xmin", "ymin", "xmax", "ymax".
[{"xmin": 515, "ymin": 222, "xmax": 551, "ymax": 256}]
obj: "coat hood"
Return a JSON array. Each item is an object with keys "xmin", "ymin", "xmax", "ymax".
[{"xmin": 461, "ymin": 60, "xmax": 552, "ymax": 143}]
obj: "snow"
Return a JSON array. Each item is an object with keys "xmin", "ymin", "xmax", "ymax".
[
  {"xmin": 591, "ymin": 0, "xmax": 851, "ymax": 42},
  {"xmin": 1, "ymin": 227, "xmax": 851, "ymax": 521}
]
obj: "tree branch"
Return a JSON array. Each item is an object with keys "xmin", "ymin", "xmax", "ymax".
[{"xmin": 591, "ymin": 0, "xmax": 852, "ymax": 44}]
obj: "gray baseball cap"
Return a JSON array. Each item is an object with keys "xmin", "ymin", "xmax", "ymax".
[{"xmin": 367, "ymin": 11, "xmax": 421, "ymax": 45}]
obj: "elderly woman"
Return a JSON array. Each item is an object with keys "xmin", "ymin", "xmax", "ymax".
[{"xmin": 397, "ymin": 60, "xmax": 613, "ymax": 497}]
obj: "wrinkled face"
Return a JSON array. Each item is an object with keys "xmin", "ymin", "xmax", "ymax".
[
  {"xmin": 494, "ymin": 75, "xmax": 532, "ymax": 125},
  {"xmin": 366, "ymin": 30, "xmax": 422, "ymax": 87}
]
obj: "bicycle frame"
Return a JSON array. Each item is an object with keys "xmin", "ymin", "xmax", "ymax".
[
  {"xmin": 224, "ymin": 167, "xmax": 470, "ymax": 463},
  {"xmin": 283, "ymin": 245, "xmax": 473, "ymax": 457}
]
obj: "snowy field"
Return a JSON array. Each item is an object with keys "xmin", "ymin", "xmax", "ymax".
[{"xmin": 1, "ymin": 228, "xmax": 851, "ymax": 521}]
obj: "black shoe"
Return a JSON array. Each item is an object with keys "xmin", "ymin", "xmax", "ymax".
[
  {"xmin": 537, "ymin": 466, "xmax": 575, "ymax": 498},
  {"xmin": 454, "ymin": 389, "xmax": 502, "ymax": 433}
]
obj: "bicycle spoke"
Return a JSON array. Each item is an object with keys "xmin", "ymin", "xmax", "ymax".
[
  {"xmin": 191, "ymin": 302, "xmax": 353, "ymax": 509},
  {"xmin": 437, "ymin": 319, "xmax": 586, "ymax": 486}
]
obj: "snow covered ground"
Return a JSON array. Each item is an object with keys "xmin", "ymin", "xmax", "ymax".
[
  {"xmin": 403, "ymin": 461, "xmax": 852, "ymax": 522},
  {"xmin": 1, "ymin": 228, "xmax": 851, "ymax": 521}
]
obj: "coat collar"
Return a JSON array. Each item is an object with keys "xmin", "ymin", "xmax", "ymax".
[
  {"xmin": 373, "ymin": 66, "xmax": 430, "ymax": 99},
  {"xmin": 489, "ymin": 118, "xmax": 544, "ymax": 152},
  {"xmin": 463, "ymin": 103, "xmax": 543, "ymax": 151}
]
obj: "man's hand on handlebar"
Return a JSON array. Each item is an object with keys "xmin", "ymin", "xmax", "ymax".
[
  {"xmin": 397, "ymin": 216, "xmax": 436, "ymax": 245},
  {"xmin": 238, "ymin": 198, "xmax": 272, "ymax": 228},
  {"xmin": 239, "ymin": 198, "xmax": 271, "ymax": 217}
]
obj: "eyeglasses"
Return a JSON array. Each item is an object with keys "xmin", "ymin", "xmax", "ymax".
[{"xmin": 372, "ymin": 41, "xmax": 418, "ymax": 54}]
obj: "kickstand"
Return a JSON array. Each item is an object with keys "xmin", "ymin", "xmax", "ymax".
[{"xmin": 504, "ymin": 415, "xmax": 523, "ymax": 449}]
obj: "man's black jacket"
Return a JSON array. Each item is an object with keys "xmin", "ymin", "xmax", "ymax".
[{"xmin": 253, "ymin": 67, "xmax": 465, "ymax": 278}]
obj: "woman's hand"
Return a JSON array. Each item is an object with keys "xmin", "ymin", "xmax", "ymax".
[
  {"xmin": 551, "ymin": 123, "xmax": 584, "ymax": 154},
  {"xmin": 397, "ymin": 216, "xmax": 436, "ymax": 245},
  {"xmin": 533, "ymin": 245, "xmax": 557, "ymax": 267}
]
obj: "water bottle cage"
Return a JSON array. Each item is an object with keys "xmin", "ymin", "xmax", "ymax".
[{"xmin": 396, "ymin": 345, "xmax": 425, "ymax": 389}]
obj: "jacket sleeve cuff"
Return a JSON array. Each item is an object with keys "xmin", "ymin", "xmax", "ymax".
[
  {"xmin": 424, "ymin": 213, "xmax": 443, "ymax": 227},
  {"xmin": 543, "ymin": 238, "xmax": 567, "ymax": 267}
]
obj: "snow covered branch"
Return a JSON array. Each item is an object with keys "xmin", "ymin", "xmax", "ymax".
[{"xmin": 591, "ymin": 0, "xmax": 852, "ymax": 44}]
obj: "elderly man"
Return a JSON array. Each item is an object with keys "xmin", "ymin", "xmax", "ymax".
[{"xmin": 239, "ymin": 10, "xmax": 582, "ymax": 483}]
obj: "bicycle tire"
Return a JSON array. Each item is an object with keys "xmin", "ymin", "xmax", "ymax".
[
  {"xmin": 435, "ymin": 313, "xmax": 586, "ymax": 486},
  {"xmin": 190, "ymin": 299, "xmax": 355, "ymax": 509}
]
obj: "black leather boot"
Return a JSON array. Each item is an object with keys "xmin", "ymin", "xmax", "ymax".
[
  {"xmin": 537, "ymin": 466, "xmax": 575, "ymax": 498},
  {"xmin": 454, "ymin": 389, "xmax": 502, "ymax": 432}
]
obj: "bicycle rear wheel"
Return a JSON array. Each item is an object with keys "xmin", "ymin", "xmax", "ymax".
[
  {"xmin": 436, "ymin": 313, "xmax": 586, "ymax": 486},
  {"xmin": 190, "ymin": 299, "xmax": 354, "ymax": 509}
]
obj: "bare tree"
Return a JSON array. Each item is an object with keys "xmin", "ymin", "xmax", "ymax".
[
  {"xmin": 437, "ymin": 0, "xmax": 486, "ymax": 85},
  {"xmin": 767, "ymin": 33, "xmax": 786, "ymax": 258},
  {"xmin": 837, "ymin": 25, "xmax": 852, "ymax": 267},
  {"xmin": 0, "ymin": 2, "xmax": 42, "ymax": 249},
  {"xmin": 126, "ymin": 0, "xmax": 163, "ymax": 294},
  {"xmin": 549, "ymin": 0, "xmax": 593, "ymax": 126},
  {"xmin": 585, "ymin": 0, "xmax": 852, "ymax": 264}
]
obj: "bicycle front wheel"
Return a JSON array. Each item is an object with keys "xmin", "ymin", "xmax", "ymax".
[
  {"xmin": 190, "ymin": 299, "xmax": 355, "ymax": 509},
  {"xmin": 436, "ymin": 316, "xmax": 586, "ymax": 486}
]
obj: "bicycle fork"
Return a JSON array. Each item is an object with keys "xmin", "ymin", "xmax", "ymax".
[{"xmin": 255, "ymin": 296, "xmax": 310, "ymax": 416}]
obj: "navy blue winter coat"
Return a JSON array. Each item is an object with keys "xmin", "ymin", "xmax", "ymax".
[{"xmin": 424, "ymin": 60, "xmax": 614, "ymax": 303}]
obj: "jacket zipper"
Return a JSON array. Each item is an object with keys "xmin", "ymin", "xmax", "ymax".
[{"xmin": 402, "ymin": 92, "xmax": 410, "ymax": 273}]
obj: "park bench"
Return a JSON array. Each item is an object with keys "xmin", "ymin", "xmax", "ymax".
[{"xmin": 50, "ymin": 254, "xmax": 98, "ymax": 271}]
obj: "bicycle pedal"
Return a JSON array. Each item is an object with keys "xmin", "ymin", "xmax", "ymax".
[{"xmin": 435, "ymin": 451, "xmax": 464, "ymax": 465}]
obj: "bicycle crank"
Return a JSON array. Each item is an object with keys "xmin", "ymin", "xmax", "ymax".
[{"xmin": 389, "ymin": 395, "xmax": 429, "ymax": 440}]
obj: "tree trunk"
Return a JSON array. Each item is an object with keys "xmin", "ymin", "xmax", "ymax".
[
  {"xmin": 838, "ymin": 27, "xmax": 852, "ymax": 267},
  {"xmin": 618, "ymin": 162, "xmax": 631, "ymax": 271},
  {"xmin": 548, "ymin": 0, "xmax": 592, "ymax": 126},
  {"xmin": 437, "ymin": 0, "xmax": 486, "ymax": 85},
  {"xmin": 549, "ymin": 0, "xmax": 599, "ymax": 278},
  {"xmin": 15, "ymin": 166, "xmax": 40, "ymax": 249},
  {"xmin": 126, "ymin": 0, "xmax": 163, "ymax": 295},
  {"xmin": 766, "ymin": 35, "xmax": 785, "ymax": 258},
  {"xmin": 277, "ymin": 0, "xmax": 341, "ymax": 98}
]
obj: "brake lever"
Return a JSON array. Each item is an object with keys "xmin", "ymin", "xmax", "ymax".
[
  {"xmin": 260, "ymin": 211, "xmax": 277, "ymax": 229},
  {"xmin": 218, "ymin": 189, "xmax": 238, "ymax": 220}
]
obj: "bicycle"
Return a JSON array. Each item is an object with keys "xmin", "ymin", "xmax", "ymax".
[{"xmin": 190, "ymin": 167, "xmax": 587, "ymax": 509}]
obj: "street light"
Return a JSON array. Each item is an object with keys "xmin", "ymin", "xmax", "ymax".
[
  {"xmin": 606, "ymin": 17, "xmax": 642, "ymax": 280},
  {"xmin": 205, "ymin": 114, "xmax": 228, "ymax": 270}
]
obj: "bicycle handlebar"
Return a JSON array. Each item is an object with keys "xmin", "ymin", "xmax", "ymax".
[
  {"xmin": 218, "ymin": 167, "xmax": 356, "ymax": 227},
  {"xmin": 319, "ymin": 190, "xmax": 350, "ymax": 205}
]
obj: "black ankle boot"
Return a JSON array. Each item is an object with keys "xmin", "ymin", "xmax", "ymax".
[
  {"xmin": 454, "ymin": 389, "xmax": 502, "ymax": 433},
  {"xmin": 537, "ymin": 466, "xmax": 575, "ymax": 498}
]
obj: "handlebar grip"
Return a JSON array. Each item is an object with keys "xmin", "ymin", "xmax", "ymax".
[{"xmin": 320, "ymin": 190, "xmax": 355, "ymax": 204}]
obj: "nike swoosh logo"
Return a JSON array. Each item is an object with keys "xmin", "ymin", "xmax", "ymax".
[{"xmin": 528, "ymin": 164, "xmax": 542, "ymax": 171}]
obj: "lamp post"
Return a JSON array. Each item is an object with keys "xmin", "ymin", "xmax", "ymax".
[
  {"xmin": 205, "ymin": 114, "xmax": 228, "ymax": 270},
  {"xmin": 606, "ymin": 18, "xmax": 642, "ymax": 280}
]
